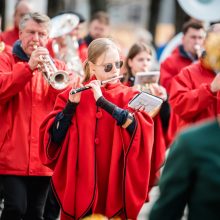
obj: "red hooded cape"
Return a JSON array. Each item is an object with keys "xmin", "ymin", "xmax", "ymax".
[{"xmin": 39, "ymin": 81, "xmax": 164, "ymax": 220}]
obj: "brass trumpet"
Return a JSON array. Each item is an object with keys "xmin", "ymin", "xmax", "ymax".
[{"xmin": 34, "ymin": 45, "xmax": 70, "ymax": 90}]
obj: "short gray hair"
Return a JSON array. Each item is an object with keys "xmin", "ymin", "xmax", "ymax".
[{"xmin": 19, "ymin": 12, "xmax": 51, "ymax": 33}]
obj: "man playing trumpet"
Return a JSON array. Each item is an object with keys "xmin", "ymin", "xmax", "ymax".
[
  {"xmin": 0, "ymin": 12, "xmax": 68, "ymax": 220},
  {"xmin": 168, "ymin": 23, "xmax": 220, "ymax": 142}
]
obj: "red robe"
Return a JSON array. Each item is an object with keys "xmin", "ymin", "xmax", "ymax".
[
  {"xmin": 39, "ymin": 81, "xmax": 164, "ymax": 220},
  {"xmin": 0, "ymin": 50, "xmax": 66, "ymax": 176},
  {"xmin": 168, "ymin": 61, "xmax": 220, "ymax": 143},
  {"xmin": 160, "ymin": 47, "xmax": 192, "ymax": 94},
  {"xmin": 160, "ymin": 46, "xmax": 195, "ymax": 146},
  {"xmin": 123, "ymin": 81, "xmax": 167, "ymax": 183},
  {"xmin": 0, "ymin": 27, "xmax": 19, "ymax": 46}
]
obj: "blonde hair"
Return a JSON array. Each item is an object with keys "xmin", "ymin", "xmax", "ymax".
[{"xmin": 83, "ymin": 38, "xmax": 119, "ymax": 82}]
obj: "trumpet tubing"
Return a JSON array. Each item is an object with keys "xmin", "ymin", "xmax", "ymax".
[{"xmin": 34, "ymin": 45, "xmax": 70, "ymax": 90}]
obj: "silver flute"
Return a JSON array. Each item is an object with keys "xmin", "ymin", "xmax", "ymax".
[{"xmin": 69, "ymin": 75, "xmax": 123, "ymax": 95}]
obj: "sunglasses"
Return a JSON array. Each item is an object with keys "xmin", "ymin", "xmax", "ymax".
[{"xmin": 93, "ymin": 61, "xmax": 123, "ymax": 72}]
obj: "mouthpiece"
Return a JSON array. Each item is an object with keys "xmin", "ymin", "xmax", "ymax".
[{"xmin": 194, "ymin": 44, "xmax": 200, "ymax": 51}]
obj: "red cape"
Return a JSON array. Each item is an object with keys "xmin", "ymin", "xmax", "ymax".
[{"xmin": 39, "ymin": 82, "xmax": 164, "ymax": 219}]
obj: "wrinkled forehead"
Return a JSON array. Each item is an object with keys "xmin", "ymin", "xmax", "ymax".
[{"xmin": 20, "ymin": 18, "xmax": 50, "ymax": 34}]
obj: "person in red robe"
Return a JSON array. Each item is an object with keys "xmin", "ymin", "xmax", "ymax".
[
  {"xmin": 0, "ymin": 37, "xmax": 12, "ymax": 54},
  {"xmin": 168, "ymin": 29, "xmax": 220, "ymax": 142},
  {"xmin": 160, "ymin": 21, "xmax": 206, "ymax": 146},
  {"xmin": 160, "ymin": 21, "xmax": 205, "ymax": 94},
  {"xmin": 39, "ymin": 38, "xmax": 164, "ymax": 220},
  {"xmin": 123, "ymin": 42, "xmax": 167, "ymax": 186},
  {"xmin": 0, "ymin": 12, "xmax": 68, "ymax": 220},
  {"xmin": 0, "ymin": 0, "xmax": 32, "ymax": 46}
]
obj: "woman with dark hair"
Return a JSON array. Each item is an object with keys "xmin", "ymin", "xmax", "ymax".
[{"xmin": 123, "ymin": 42, "xmax": 168, "ymax": 184}]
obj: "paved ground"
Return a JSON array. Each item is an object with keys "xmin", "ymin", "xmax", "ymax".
[
  {"xmin": 138, "ymin": 186, "xmax": 188, "ymax": 220},
  {"xmin": 137, "ymin": 186, "xmax": 159, "ymax": 220}
]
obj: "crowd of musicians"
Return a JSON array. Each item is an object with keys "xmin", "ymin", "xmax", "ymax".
[{"xmin": 0, "ymin": 1, "xmax": 220, "ymax": 220}]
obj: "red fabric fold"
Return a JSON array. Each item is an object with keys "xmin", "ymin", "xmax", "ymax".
[{"xmin": 39, "ymin": 82, "xmax": 165, "ymax": 219}]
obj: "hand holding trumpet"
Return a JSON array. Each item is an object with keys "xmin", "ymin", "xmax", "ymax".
[
  {"xmin": 30, "ymin": 44, "xmax": 70, "ymax": 90},
  {"xmin": 28, "ymin": 46, "xmax": 50, "ymax": 71}
]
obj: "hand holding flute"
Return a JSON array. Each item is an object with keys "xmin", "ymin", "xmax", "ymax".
[
  {"xmin": 68, "ymin": 79, "xmax": 103, "ymax": 103},
  {"xmin": 68, "ymin": 76, "xmax": 82, "ymax": 103},
  {"xmin": 69, "ymin": 75, "xmax": 123, "ymax": 103}
]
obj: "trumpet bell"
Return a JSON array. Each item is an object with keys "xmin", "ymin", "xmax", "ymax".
[
  {"xmin": 50, "ymin": 13, "xmax": 80, "ymax": 38},
  {"xmin": 48, "ymin": 70, "xmax": 70, "ymax": 90}
]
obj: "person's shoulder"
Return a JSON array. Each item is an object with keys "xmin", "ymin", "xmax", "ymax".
[
  {"xmin": 178, "ymin": 61, "xmax": 202, "ymax": 78},
  {"xmin": 168, "ymin": 120, "xmax": 217, "ymax": 158},
  {"xmin": 178, "ymin": 119, "xmax": 219, "ymax": 147},
  {"xmin": 161, "ymin": 50, "xmax": 184, "ymax": 68},
  {"xmin": 185, "ymin": 60, "xmax": 200, "ymax": 70},
  {"xmin": 1, "ymin": 27, "xmax": 17, "ymax": 38},
  {"xmin": 183, "ymin": 119, "xmax": 216, "ymax": 133},
  {"xmin": 161, "ymin": 53, "xmax": 176, "ymax": 64},
  {"xmin": 0, "ymin": 48, "xmax": 13, "ymax": 60}
]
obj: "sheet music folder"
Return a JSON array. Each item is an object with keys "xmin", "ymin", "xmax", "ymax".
[{"xmin": 128, "ymin": 91, "xmax": 163, "ymax": 116}]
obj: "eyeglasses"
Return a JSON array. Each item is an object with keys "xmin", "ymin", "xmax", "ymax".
[{"xmin": 93, "ymin": 61, "xmax": 123, "ymax": 72}]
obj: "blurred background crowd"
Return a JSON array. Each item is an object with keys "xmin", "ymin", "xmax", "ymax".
[
  {"xmin": 1, "ymin": 0, "xmax": 220, "ymax": 220},
  {"xmin": 0, "ymin": 0, "xmax": 205, "ymax": 60}
]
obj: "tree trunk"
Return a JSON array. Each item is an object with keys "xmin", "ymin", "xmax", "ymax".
[
  {"xmin": 0, "ymin": 0, "xmax": 6, "ymax": 31},
  {"xmin": 47, "ymin": 0, "xmax": 65, "ymax": 18},
  {"xmin": 47, "ymin": 0, "xmax": 78, "ymax": 18},
  {"xmin": 148, "ymin": 0, "xmax": 161, "ymax": 38},
  {"xmin": 89, "ymin": 0, "xmax": 107, "ymax": 16},
  {"xmin": 63, "ymin": 0, "xmax": 77, "ymax": 11},
  {"xmin": 175, "ymin": 1, "xmax": 189, "ymax": 34}
]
